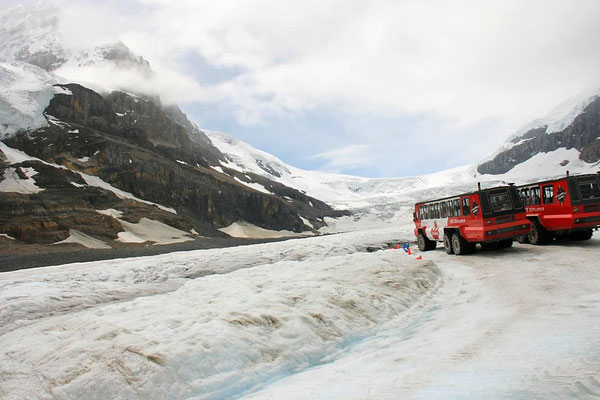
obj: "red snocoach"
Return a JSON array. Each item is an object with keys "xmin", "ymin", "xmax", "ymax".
[
  {"xmin": 516, "ymin": 172, "xmax": 600, "ymax": 244},
  {"xmin": 413, "ymin": 184, "xmax": 531, "ymax": 255}
]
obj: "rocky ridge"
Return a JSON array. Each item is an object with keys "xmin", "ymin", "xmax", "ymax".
[
  {"xmin": 478, "ymin": 95, "xmax": 600, "ymax": 175},
  {"xmin": 1, "ymin": 84, "xmax": 343, "ymax": 245}
]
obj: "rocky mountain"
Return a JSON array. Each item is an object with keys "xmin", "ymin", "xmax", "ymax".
[
  {"xmin": 0, "ymin": 4, "xmax": 344, "ymax": 247},
  {"xmin": 478, "ymin": 89, "xmax": 600, "ymax": 175},
  {"xmin": 0, "ymin": 77, "xmax": 342, "ymax": 245}
]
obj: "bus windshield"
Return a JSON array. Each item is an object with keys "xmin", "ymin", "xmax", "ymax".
[
  {"xmin": 489, "ymin": 189, "xmax": 513, "ymax": 212},
  {"xmin": 577, "ymin": 176, "xmax": 600, "ymax": 200}
]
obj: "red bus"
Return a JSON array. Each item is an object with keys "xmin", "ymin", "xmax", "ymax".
[
  {"xmin": 516, "ymin": 172, "xmax": 600, "ymax": 244},
  {"xmin": 413, "ymin": 184, "xmax": 531, "ymax": 255}
]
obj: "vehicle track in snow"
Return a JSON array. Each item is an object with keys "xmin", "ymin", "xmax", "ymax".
[{"xmin": 244, "ymin": 236, "xmax": 600, "ymax": 399}]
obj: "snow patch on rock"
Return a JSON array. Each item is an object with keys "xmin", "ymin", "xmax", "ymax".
[
  {"xmin": 54, "ymin": 229, "xmax": 111, "ymax": 249},
  {"xmin": 116, "ymin": 218, "xmax": 195, "ymax": 245},
  {"xmin": 220, "ymin": 221, "xmax": 312, "ymax": 239},
  {"xmin": 80, "ymin": 172, "xmax": 177, "ymax": 214},
  {"xmin": 0, "ymin": 166, "xmax": 43, "ymax": 194},
  {"xmin": 233, "ymin": 177, "xmax": 272, "ymax": 194}
]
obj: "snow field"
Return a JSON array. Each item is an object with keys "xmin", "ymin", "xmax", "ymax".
[
  {"xmin": 0, "ymin": 230, "xmax": 439, "ymax": 400},
  {"xmin": 243, "ymin": 236, "xmax": 600, "ymax": 399},
  {"xmin": 0, "ymin": 228, "xmax": 411, "ymax": 335}
]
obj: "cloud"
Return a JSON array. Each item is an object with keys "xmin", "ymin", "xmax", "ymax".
[
  {"xmin": 51, "ymin": 0, "xmax": 600, "ymax": 127},
  {"xmin": 311, "ymin": 144, "xmax": 376, "ymax": 173},
  {"xmin": 30, "ymin": 0, "xmax": 600, "ymax": 176}
]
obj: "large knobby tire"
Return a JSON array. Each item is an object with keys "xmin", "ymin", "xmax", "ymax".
[
  {"xmin": 516, "ymin": 235, "xmax": 529, "ymax": 244},
  {"xmin": 417, "ymin": 233, "xmax": 427, "ymax": 251},
  {"xmin": 417, "ymin": 232, "xmax": 437, "ymax": 251},
  {"xmin": 443, "ymin": 234, "xmax": 454, "ymax": 254},
  {"xmin": 570, "ymin": 229, "xmax": 593, "ymax": 241},
  {"xmin": 452, "ymin": 233, "xmax": 475, "ymax": 255},
  {"xmin": 528, "ymin": 219, "xmax": 551, "ymax": 245}
]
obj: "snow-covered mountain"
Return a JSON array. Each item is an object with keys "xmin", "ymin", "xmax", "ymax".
[
  {"xmin": 0, "ymin": 2, "xmax": 153, "ymax": 97},
  {"xmin": 478, "ymin": 86, "xmax": 600, "ymax": 175},
  {"xmin": 0, "ymin": 3, "xmax": 149, "ymax": 72},
  {"xmin": 2, "ymin": 1, "xmax": 600, "ymax": 247},
  {"xmin": 0, "ymin": 62, "xmax": 66, "ymax": 137},
  {"xmin": 0, "ymin": 3, "xmax": 65, "ymax": 71},
  {"xmin": 0, "ymin": 4, "xmax": 341, "ymax": 246}
]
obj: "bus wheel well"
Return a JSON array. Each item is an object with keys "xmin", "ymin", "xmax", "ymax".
[{"xmin": 444, "ymin": 228, "xmax": 458, "ymax": 236}]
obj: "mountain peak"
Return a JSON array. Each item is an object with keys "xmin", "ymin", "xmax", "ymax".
[
  {"xmin": 0, "ymin": 2, "xmax": 65, "ymax": 71},
  {"xmin": 511, "ymin": 85, "xmax": 600, "ymax": 141}
]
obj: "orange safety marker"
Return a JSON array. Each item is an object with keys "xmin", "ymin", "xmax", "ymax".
[
  {"xmin": 414, "ymin": 255, "xmax": 422, "ymax": 260},
  {"xmin": 396, "ymin": 244, "xmax": 400, "ymax": 249}
]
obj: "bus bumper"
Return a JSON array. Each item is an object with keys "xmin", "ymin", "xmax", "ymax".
[
  {"xmin": 541, "ymin": 211, "xmax": 600, "ymax": 231},
  {"xmin": 482, "ymin": 222, "xmax": 531, "ymax": 241}
]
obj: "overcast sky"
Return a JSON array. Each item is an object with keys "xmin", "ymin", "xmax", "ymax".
[{"xmin": 8, "ymin": 0, "xmax": 600, "ymax": 177}]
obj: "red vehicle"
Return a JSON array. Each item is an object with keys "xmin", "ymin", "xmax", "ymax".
[
  {"xmin": 516, "ymin": 172, "xmax": 600, "ymax": 244},
  {"xmin": 413, "ymin": 184, "xmax": 531, "ymax": 255}
]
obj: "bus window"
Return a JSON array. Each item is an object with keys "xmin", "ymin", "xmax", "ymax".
[
  {"xmin": 531, "ymin": 187, "xmax": 541, "ymax": 205},
  {"xmin": 523, "ymin": 188, "xmax": 530, "ymax": 205},
  {"xmin": 543, "ymin": 185, "xmax": 554, "ymax": 204},
  {"xmin": 519, "ymin": 189, "xmax": 528, "ymax": 204},
  {"xmin": 462, "ymin": 197, "xmax": 470, "ymax": 216},
  {"xmin": 441, "ymin": 202, "xmax": 447, "ymax": 218},
  {"xmin": 435, "ymin": 203, "xmax": 440, "ymax": 218}
]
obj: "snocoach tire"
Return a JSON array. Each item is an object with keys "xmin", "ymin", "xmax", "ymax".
[
  {"xmin": 516, "ymin": 235, "xmax": 529, "ymax": 244},
  {"xmin": 417, "ymin": 232, "xmax": 436, "ymax": 251},
  {"xmin": 417, "ymin": 233, "xmax": 428, "ymax": 251},
  {"xmin": 528, "ymin": 219, "xmax": 551, "ymax": 245},
  {"xmin": 451, "ymin": 233, "xmax": 474, "ymax": 255},
  {"xmin": 443, "ymin": 234, "xmax": 454, "ymax": 254}
]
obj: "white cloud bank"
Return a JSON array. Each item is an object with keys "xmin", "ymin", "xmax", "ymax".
[
  {"xmin": 51, "ymin": 0, "xmax": 600, "ymax": 129},
  {"xmin": 4, "ymin": 0, "xmax": 595, "ymax": 176}
]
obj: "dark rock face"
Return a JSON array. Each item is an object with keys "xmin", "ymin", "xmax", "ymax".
[
  {"xmin": 2, "ymin": 84, "xmax": 343, "ymax": 244},
  {"xmin": 478, "ymin": 97, "xmax": 600, "ymax": 175}
]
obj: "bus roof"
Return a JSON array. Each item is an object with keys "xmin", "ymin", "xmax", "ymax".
[
  {"xmin": 516, "ymin": 172, "xmax": 600, "ymax": 188},
  {"xmin": 414, "ymin": 185, "xmax": 514, "ymax": 206}
]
